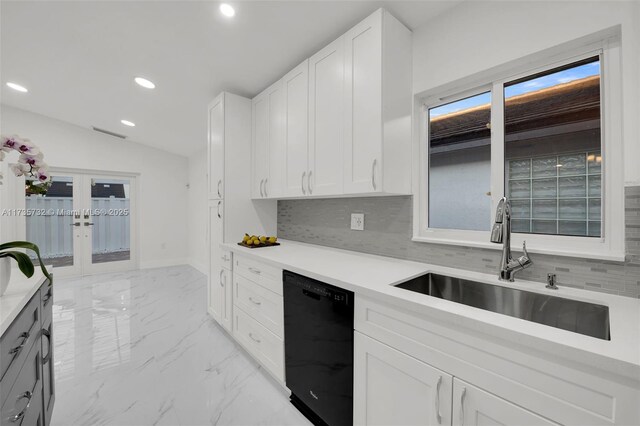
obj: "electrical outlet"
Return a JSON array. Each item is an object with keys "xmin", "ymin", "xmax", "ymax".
[{"xmin": 351, "ymin": 213, "xmax": 365, "ymax": 231}]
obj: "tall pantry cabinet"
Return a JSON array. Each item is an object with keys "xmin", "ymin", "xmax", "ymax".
[{"xmin": 207, "ymin": 92, "xmax": 276, "ymax": 332}]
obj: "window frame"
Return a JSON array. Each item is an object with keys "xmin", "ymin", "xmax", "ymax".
[{"xmin": 413, "ymin": 37, "xmax": 625, "ymax": 261}]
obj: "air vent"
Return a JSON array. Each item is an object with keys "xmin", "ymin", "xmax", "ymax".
[{"xmin": 91, "ymin": 126, "xmax": 127, "ymax": 139}]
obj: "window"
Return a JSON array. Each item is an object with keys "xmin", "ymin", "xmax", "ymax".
[
  {"xmin": 504, "ymin": 57, "xmax": 602, "ymax": 237},
  {"xmin": 416, "ymin": 40, "xmax": 624, "ymax": 260},
  {"xmin": 428, "ymin": 92, "xmax": 491, "ymax": 231}
]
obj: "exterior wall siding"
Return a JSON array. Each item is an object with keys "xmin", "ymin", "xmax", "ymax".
[{"xmin": 278, "ymin": 186, "xmax": 640, "ymax": 298}]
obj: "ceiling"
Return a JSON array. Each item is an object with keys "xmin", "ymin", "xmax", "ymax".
[{"xmin": 0, "ymin": 1, "xmax": 462, "ymax": 156}]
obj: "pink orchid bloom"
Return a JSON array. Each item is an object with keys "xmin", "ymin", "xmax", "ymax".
[
  {"xmin": 1, "ymin": 135, "xmax": 23, "ymax": 152},
  {"xmin": 16, "ymin": 140, "xmax": 40, "ymax": 156},
  {"xmin": 35, "ymin": 168, "xmax": 51, "ymax": 183},
  {"xmin": 18, "ymin": 152, "xmax": 45, "ymax": 168}
]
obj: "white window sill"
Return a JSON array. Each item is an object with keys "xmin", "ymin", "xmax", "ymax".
[{"xmin": 411, "ymin": 235, "xmax": 626, "ymax": 262}]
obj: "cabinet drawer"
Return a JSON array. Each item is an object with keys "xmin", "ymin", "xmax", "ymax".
[
  {"xmin": 233, "ymin": 273, "xmax": 283, "ymax": 338},
  {"xmin": 0, "ymin": 289, "xmax": 41, "ymax": 395},
  {"xmin": 233, "ymin": 306, "xmax": 284, "ymax": 382},
  {"xmin": 220, "ymin": 249, "xmax": 232, "ymax": 271},
  {"xmin": 1, "ymin": 333, "xmax": 43, "ymax": 424},
  {"xmin": 234, "ymin": 256, "xmax": 282, "ymax": 295}
]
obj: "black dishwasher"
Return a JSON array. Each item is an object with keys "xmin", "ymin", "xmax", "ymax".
[{"xmin": 283, "ymin": 270, "xmax": 354, "ymax": 426}]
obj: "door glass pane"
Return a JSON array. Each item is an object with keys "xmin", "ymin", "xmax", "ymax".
[
  {"xmin": 504, "ymin": 56, "xmax": 601, "ymax": 237},
  {"xmin": 91, "ymin": 178, "xmax": 130, "ymax": 264},
  {"xmin": 428, "ymin": 91, "xmax": 492, "ymax": 231},
  {"xmin": 25, "ymin": 176, "xmax": 75, "ymax": 268}
]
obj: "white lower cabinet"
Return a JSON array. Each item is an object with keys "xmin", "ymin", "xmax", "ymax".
[
  {"xmin": 354, "ymin": 331, "xmax": 453, "ymax": 426},
  {"xmin": 453, "ymin": 379, "xmax": 558, "ymax": 426}
]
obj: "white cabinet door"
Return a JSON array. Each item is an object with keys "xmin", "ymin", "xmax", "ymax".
[
  {"xmin": 208, "ymin": 200, "xmax": 224, "ymax": 324},
  {"xmin": 251, "ymin": 94, "xmax": 270, "ymax": 199},
  {"xmin": 354, "ymin": 332, "xmax": 453, "ymax": 426},
  {"xmin": 453, "ymin": 379, "xmax": 558, "ymax": 426},
  {"xmin": 308, "ymin": 37, "xmax": 344, "ymax": 196},
  {"xmin": 283, "ymin": 60, "xmax": 309, "ymax": 197},
  {"xmin": 343, "ymin": 11, "xmax": 382, "ymax": 194},
  {"xmin": 266, "ymin": 82, "xmax": 284, "ymax": 198},
  {"xmin": 208, "ymin": 95, "xmax": 224, "ymax": 200}
]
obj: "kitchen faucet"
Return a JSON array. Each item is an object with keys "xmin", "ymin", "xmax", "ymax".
[{"xmin": 490, "ymin": 197, "xmax": 533, "ymax": 282}]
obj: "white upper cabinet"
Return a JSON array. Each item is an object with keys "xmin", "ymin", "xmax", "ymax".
[
  {"xmin": 251, "ymin": 8, "xmax": 411, "ymax": 199},
  {"xmin": 283, "ymin": 60, "xmax": 309, "ymax": 197},
  {"xmin": 308, "ymin": 37, "xmax": 345, "ymax": 196},
  {"xmin": 208, "ymin": 96, "xmax": 224, "ymax": 200},
  {"xmin": 252, "ymin": 81, "xmax": 285, "ymax": 199},
  {"xmin": 343, "ymin": 9, "xmax": 412, "ymax": 195}
]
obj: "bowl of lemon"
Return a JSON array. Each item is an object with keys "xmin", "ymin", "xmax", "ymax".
[{"xmin": 238, "ymin": 234, "xmax": 279, "ymax": 248}]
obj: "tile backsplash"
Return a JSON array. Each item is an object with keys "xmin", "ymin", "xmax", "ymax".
[{"xmin": 278, "ymin": 186, "xmax": 640, "ymax": 298}]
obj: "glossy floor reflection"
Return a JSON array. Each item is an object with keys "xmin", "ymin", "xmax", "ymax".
[{"xmin": 50, "ymin": 265, "xmax": 310, "ymax": 426}]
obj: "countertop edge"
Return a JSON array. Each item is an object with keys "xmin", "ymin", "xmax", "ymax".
[{"xmin": 0, "ymin": 268, "xmax": 51, "ymax": 337}]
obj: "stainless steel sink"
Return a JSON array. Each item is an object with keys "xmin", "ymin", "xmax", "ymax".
[{"xmin": 395, "ymin": 273, "xmax": 610, "ymax": 340}]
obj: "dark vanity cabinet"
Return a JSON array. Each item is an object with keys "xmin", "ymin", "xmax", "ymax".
[{"xmin": 1, "ymin": 278, "xmax": 55, "ymax": 426}]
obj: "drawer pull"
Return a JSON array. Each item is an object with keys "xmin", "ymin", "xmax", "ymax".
[
  {"xmin": 460, "ymin": 387, "xmax": 467, "ymax": 426},
  {"xmin": 9, "ymin": 332, "xmax": 30, "ymax": 356},
  {"xmin": 10, "ymin": 391, "xmax": 33, "ymax": 422},
  {"xmin": 435, "ymin": 376, "xmax": 442, "ymax": 424},
  {"xmin": 248, "ymin": 267, "xmax": 261, "ymax": 275},
  {"xmin": 249, "ymin": 297, "xmax": 262, "ymax": 306},
  {"xmin": 219, "ymin": 269, "xmax": 225, "ymax": 287},
  {"xmin": 249, "ymin": 332, "xmax": 261, "ymax": 343},
  {"xmin": 43, "ymin": 292, "xmax": 52, "ymax": 307},
  {"xmin": 42, "ymin": 329, "xmax": 52, "ymax": 363}
]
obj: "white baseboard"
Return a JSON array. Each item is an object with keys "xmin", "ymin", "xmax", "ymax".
[
  {"xmin": 188, "ymin": 260, "xmax": 208, "ymax": 275},
  {"xmin": 139, "ymin": 258, "xmax": 189, "ymax": 270}
]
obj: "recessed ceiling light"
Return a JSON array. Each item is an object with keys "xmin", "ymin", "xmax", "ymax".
[
  {"xmin": 134, "ymin": 77, "xmax": 155, "ymax": 89},
  {"xmin": 6, "ymin": 82, "xmax": 28, "ymax": 93},
  {"xmin": 220, "ymin": 3, "xmax": 235, "ymax": 17},
  {"xmin": 121, "ymin": 120, "xmax": 136, "ymax": 127}
]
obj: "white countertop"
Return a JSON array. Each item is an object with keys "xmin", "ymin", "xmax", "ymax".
[
  {"xmin": 223, "ymin": 240, "xmax": 640, "ymax": 379},
  {"xmin": 0, "ymin": 267, "xmax": 50, "ymax": 336}
]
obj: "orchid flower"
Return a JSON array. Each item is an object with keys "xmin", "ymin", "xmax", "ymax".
[
  {"xmin": 16, "ymin": 139, "xmax": 40, "ymax": 156},
  {"xmin": 35, "ymin": 168, "xmax": 51, "ymax": 183},
  {"xmin": 9, "ymin": 163, "xmax": 29, "ymax": 177},
  {"xmin": 1, "ymin": 135, "xmax": 23, "ymax": 152},
  {"xmin": 18, "ymin": 152, "xmax": 45, "ymax": 168}
]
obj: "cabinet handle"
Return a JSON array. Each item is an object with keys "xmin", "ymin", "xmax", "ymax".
[
  {"xmin": 308, "ymin": 170, "xmax": 313, "ymax": 194},
  {"xmin": 435, "ymin": 376, "xmax": 442, "ymax": 424},
  {"xmin": 217, "ymin": 201, "xmax": 222, "ymax": 219},
  {"xmin": 301, "ymin": 172, "xmax": 306, "ymax": 195},
  {"xmin": 248, "ymin": 332, "xmax": 261, "ymax": 343},
  {"xmin": 371, "ymin": 159, "xmax": 377, "ymax": 190},
  {"xmin": 264, "ymin": 178, "xmax": 268, "ymax": 197},
  {"xmin": 42, "ymin": 329, "xmax": 52, "ymax": 364},
  {"xmin": 219, "ymin": 269, "xmax": 224, "ymax": 287},
  {"xmin": 248, "ymin": 267, "xmax": 261, "ymax": 275},
  {"xmin": 259, "ymin": 179, "xmax": 264, "ymax": 197},
  {"xmin": 8, "ymin": 332, "xmax": 29, "ymax": 356},
  {"xmin": 217, "ymin": 179, "xmax": 222, "ymax": 198},
  {"xmin": 43, "ymin": 292, "xmax": 52, "ymax": 307},
  {"xmin": 249, "ymin": 296, "xmax": 262, "ymax": 306},
  {"xmin": 9, "ymin": 391, "xmax": 33, "ymax": 423},
  {"xmin": 460, "ymin": 387, "xmax": 467, "ymax": 426}
]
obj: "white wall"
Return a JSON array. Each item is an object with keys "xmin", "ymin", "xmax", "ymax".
[
  {"xmin": 186, "ymin": 148, "xmax": 208, "ymax": 274},
  {"xmin": 412, "ymin": 0, "xmax": 640, "ymax": 185},
  {"xmin": 0, "ymin": 105, "xmax": 189, "ymax": 269}
]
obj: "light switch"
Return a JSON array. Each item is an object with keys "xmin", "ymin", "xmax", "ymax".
[{"xmin": 351, "ymin": 213, "xmax": 365, "ymax": 231}]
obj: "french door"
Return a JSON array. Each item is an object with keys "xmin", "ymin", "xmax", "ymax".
[{"xmin": 25, "ymin": 171, "xmax": 137, "ymax": 277}]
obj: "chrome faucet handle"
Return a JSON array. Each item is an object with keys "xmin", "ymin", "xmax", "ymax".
[
  {"xmin": 490, "ymin": 223, "xmax": 503, "ymax": 244},
  {"xmin": 517, "ymin": 241, "xmax": 533, "ymax": 268}
]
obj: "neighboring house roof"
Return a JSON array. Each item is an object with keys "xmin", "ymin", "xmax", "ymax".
[
  {"xmin": 430, "ymin": 76, "xmax": 600, "ymax": 147},
  {"xmin": 43, "ymin": 182, "xmax": 125, "ymax": 198}
]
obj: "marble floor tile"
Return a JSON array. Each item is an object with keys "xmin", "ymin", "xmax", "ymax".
[{"xmin": 50, "ymin": 265, "xmax": 310, "ymax": 426}]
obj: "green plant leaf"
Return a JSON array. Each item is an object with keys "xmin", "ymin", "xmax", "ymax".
[
  {"xmin": 0, "ymin": 251, "xmax": 35, "ymax": 278},
  {"xmin": 0, "ymin": 241, "xmax": 52, "ymax": 280}
]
